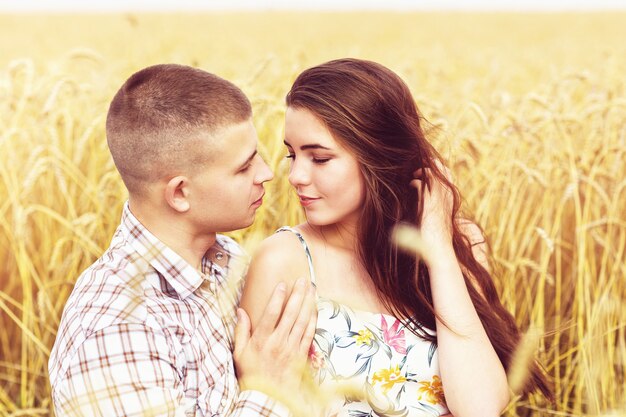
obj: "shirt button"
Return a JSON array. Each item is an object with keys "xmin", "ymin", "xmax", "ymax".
[{"xmin": 221, "ymin": 398, "xmax": 227, "ymax": 407}]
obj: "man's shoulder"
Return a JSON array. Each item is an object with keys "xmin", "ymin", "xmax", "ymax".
[
  {"xmin": 49, "ymin": 243, "xmax": 171, "ymax": 388},
  {"xmin": 59, "ymin": 241, "xmax": 159, "ymax": 336}
]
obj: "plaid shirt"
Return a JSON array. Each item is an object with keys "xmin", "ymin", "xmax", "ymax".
[{"xmin": 49, "ymin": 202, "xmax": 289, "ymax": 417}]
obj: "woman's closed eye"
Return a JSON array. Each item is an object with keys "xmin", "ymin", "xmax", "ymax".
[{"xmin": 285, "ymin": 153, "xmax": 330, "ymax": 164}]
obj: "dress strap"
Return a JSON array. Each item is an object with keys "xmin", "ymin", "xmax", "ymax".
[{"xmin": 275, "ymin": 226, "xmax": 317, "ymax": 286}]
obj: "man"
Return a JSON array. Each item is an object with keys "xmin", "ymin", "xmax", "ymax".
[{"xmin": 49, "ymin": 64, "xmax": 316, "ymax": 416}]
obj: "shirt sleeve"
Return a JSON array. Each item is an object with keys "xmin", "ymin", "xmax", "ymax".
[
  {"xmin": 52, "ymin": 323, "xmax": 293, "ymax": 417},
  {"xmin": 52, "ymin": 323, "xmax": 191, "ymax": 417},
  {"xmin": 230, "ymin": 390, "xmax": 292, "ymax": 417}
]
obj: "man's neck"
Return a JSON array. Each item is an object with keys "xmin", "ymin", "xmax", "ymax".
[{"xmin": 128, "ymin": 199, "xmax": 216, "ymax": 270}]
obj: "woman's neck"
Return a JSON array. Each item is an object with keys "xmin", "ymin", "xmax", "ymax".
[{"xmin": 304, "ymin": 218, "xmax": 359, "ymax": 253}]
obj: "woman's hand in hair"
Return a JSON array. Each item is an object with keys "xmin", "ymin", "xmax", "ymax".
[
  {"xmin": 411, "ymin": 162, "xmax": 456, "ymax": 264},
  {"xmin": 413, "ymin": 164, "xmax": 510, "ymax": 416}
]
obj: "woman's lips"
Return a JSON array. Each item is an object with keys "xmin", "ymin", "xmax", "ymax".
[{"xmin": 298, "ymin": 195, "xmax": 320, "ymax": 207}]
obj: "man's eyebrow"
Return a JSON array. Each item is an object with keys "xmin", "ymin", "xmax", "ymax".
[
  {"xmin": 237, "ymin": 149, "xmax": 257, "ymax": 170},
  {"xmin": 283, "ymin": 139, "xmax": 331, "ymax": 151}
]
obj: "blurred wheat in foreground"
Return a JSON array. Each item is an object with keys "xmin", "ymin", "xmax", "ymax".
[{"xmin": 1, "ymin": 12, "xmax": 625, "ymax": 417}]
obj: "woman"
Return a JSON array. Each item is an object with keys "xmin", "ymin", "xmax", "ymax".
[{"xmin": 240, "ymin": 58, "xmax": 551, "ymax": 417}]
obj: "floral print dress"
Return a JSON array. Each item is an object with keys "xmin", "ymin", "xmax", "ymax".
[{"xmin": 277, "ymin": 228, "xmax": 449, "ymax": 417}]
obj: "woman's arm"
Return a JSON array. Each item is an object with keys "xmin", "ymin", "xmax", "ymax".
[
  {"xmin": 240, "ymin": 232, "xmax": 316, "ymax": 331},
  {"xmin": 414, "ymin": 171, "xmax": 509, "ymax": 417},
  {"xmin": 237, "ymin": 232, "xmax": 318, "ymax": 411}
]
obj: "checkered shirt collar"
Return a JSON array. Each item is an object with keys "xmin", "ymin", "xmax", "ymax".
[{"xmin": 120, "ymin": 201, "xmax": 210, "ymax": 300}]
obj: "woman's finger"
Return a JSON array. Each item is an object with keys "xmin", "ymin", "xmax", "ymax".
[{"xmin": 412, "ymin": 167, "xmax": 427, "ymax": 181}]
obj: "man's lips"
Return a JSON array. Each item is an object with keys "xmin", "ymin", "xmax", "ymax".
[{"xmin": 252, "ymin": 193, "xmax": 264, "ymax": 206}]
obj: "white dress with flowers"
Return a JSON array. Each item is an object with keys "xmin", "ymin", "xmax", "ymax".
[{"xmin": 277, "ymin": 227, "xmax": 450, "ymax": 417}]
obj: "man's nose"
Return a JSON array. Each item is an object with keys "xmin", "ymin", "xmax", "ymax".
[{"xmin": 256, "ymin": 158, "xmax": 274, "ymax": 184}]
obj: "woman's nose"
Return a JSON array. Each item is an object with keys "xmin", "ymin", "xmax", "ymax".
[{"xmin": 288, "ymin": 160, "xmax": 310, "ymax": 187}]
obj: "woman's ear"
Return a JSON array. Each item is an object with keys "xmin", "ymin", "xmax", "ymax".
[{"xmin": 164, "ymin": 176, "xmax": 190, "ymax": 213}]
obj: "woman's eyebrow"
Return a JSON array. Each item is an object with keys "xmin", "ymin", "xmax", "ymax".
[{"xmin": 283, "ymin": 139, "xmax": 331, "ymax": 151}]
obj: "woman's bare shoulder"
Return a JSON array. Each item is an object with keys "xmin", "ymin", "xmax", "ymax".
[
  {"xmin": 241, "ymin": 227, "xmax": 313, "ymax": 327},
  {"xmin": 245, "ymin": 227, "xmax": 313, "ymax": 291},
  {"xmin": 253, "ymin": 228, "xmax": 309, "ymax": 268}
]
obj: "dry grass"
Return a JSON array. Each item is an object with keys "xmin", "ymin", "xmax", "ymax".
[{"xmin": 0, "ymin": 12, "xmax": 625, "ymax": 417}]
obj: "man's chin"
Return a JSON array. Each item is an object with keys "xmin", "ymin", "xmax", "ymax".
[
  {"xmin": 213, "ymin": 215, "xmax": 256, "ymax": 235},
  {"xmin": 237, "ymin": 214, "xmax": 257, "ymax": 230}
]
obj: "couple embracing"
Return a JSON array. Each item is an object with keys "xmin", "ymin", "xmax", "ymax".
[{"xmin": 49, "ymin": 59, "xmax": 550, "ymax": 417}]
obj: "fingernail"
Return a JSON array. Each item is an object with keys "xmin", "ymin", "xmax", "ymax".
[
  {"xmin": 277, "ymin": 282, "xmax": 287, "ymax": 291},
  {"xmin": 236, "ymin": 308, "xmax": 242, "ymax": 321},
  {"xmin": 296, "ymin": 277, "xmax": 306, "ymax": 287}
]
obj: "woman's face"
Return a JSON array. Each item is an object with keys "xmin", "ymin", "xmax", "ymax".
[{"xmin": 284, "ymin": 107, "xmax": 365, "ymax": 228}]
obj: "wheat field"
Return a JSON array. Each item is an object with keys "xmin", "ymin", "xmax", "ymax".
[{"xmin": 0, "ymin": 12, "xmax": 625, "ymax": 417}]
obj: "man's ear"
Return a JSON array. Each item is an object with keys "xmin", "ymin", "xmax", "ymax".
[{"xmin": 164, "ymin": 176, "xmax": 190, "ymax": 213}]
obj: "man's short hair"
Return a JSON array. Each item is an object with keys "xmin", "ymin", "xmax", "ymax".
[{"xmin": 106, "ymin": 64, "xmax": 252, "ymax": 195}]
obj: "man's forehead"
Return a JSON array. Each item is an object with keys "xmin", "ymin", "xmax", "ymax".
[{"xmin": 202, "ymin": 119, "xmax": 258, "ymax": 166}]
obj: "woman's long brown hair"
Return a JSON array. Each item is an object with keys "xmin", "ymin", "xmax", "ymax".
[{"xmin": 286, "ymin": 58, "xmax": 552, "ymax": 400}]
